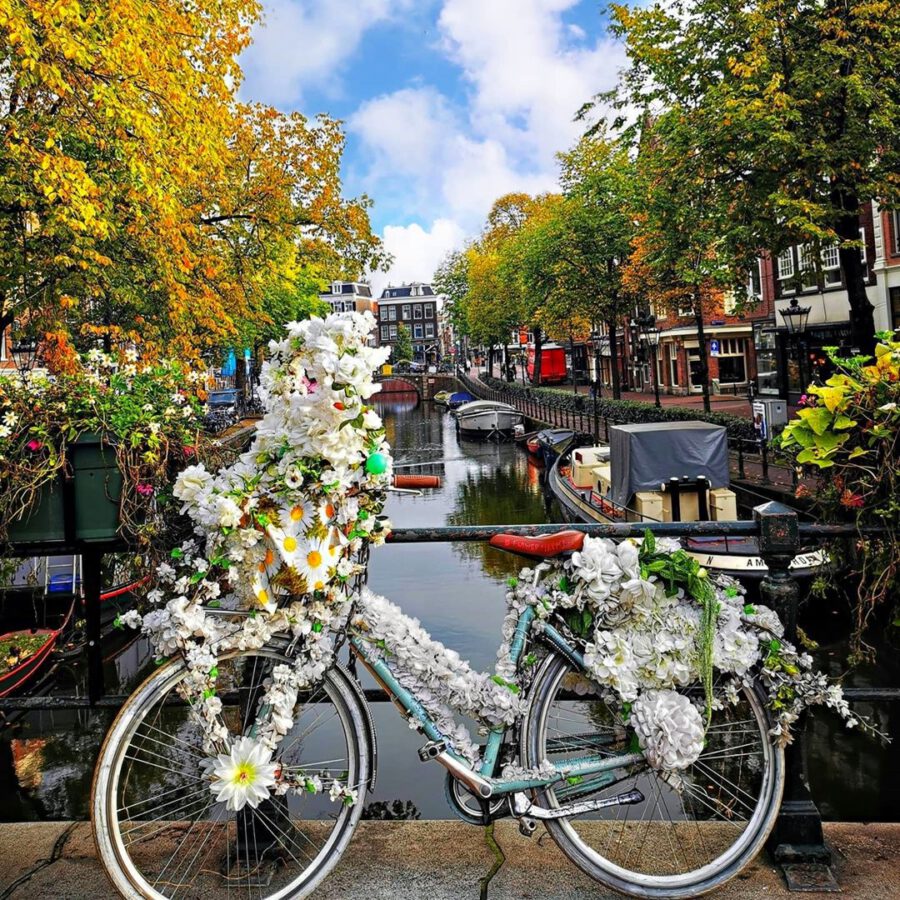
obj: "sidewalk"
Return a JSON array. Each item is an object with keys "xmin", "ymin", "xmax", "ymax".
[
  {"xmin": 474, "ymin": 366, "xmax": 773, "ymax": 419},
  {"xmin": 2, "ymin": 821, "xmax": 898, "ymax": 898}
]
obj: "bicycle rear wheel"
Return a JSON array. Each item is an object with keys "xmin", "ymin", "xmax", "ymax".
[
  {"xmin": 522, "ymin": 653, "xmax": 784, "ymax": 898},
  {"xmin": 92, "ymin": 647, "xmax": 370, "ymax": 899}
]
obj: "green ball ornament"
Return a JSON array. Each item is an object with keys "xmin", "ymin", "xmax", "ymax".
[{"xmin": 365, "ymin": 452, "xmax": 388, "ymax": 476}]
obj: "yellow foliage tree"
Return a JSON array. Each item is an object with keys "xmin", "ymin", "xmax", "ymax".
[{"xmin": 0, "ymin": 0, "xmax": 383, "ymax": 357}]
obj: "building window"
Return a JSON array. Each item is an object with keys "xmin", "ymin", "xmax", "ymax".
[
  {"xmin": 425, "ymin": 304, "xmax": 434, "ymax": 318},
  {"xmin": 331, "ymin": 281, "xmax": 342, "ymax": 295},
  {"xmin": 890, "ymin": 286, "xmax": 900, "ymax": 331},
  {"xmin": 777, "ymin": 248, "xmax": 795, "ymax": 294},
  {"xmin": 389, "ymin": 324, "xmax": 397, "ymax": 340},
  {"xmin": 425, "ymin": 322, "xmax": 434, "ymax": 338},
  {"xmin": 799, "ymin": 245, "xmax": 818, "ymax": 291},
  {"xmin": 413, "ymin": 323, "xmax": 423, "ymax": 339},
  {"xmin": 715, "ymin": 337, "xmax": 746, "ymax": 384},
  {"xmin": 387, "ymin": 305, "xmax": 396, "ymax": 321},
  {"xmin": 380, "ymin": 325, "xmax": 390, "ymax": 342},
  {"xmin": 893, "ymin": 211, "xmax": 900, "ymax": 255},
  {"xmin": 821, "ymin": 244, "xmax": 841, "ymax": 287},
  {"xmin": 413, "ymin": 304, "xmax": 423, "ymax": 319},
  {"xmin": 748, "ymin": 261, "xmax": 762, "ymax": 299},
  {"xmin": 402, "ymin": 304, "xmax": 410, "ymax": 319}
]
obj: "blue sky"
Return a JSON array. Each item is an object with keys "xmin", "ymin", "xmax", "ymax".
[{"xmin": 239, "ymin": 1, "xmax": 625, "ymax": 293}]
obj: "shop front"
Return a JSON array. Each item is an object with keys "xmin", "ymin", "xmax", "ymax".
[{"xmin": 753, "ymin": 322, "xmax": 853, "ymax": 401}]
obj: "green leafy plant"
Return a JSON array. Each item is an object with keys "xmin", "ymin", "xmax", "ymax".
[
  {"xmin": 779, "ymin": 336, "xmax": 899, "ymax": 660},
  {"xmin": 0, "ymin": 350, "xmax": 210, "ymax": 548}
]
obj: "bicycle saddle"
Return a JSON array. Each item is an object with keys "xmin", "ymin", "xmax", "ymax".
[{"xmin": 489, "ymin": 530, "xmax": 585, "ymax": 559}]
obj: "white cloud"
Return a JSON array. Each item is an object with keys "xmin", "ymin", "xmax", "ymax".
[
  {"xmin": 369, "ymin": 219, "xmax": 467, "ymax": 296},
  {"xmin": 437, "ymin": 0, "xmax": 625, "ymax": 166},
  {"xmin": 349, "ymin": 0, "xmax": 625, "ymax": 250},
  {"xmin": 240, "ymin": 0, "xmax": 412, "ymax": 106}
]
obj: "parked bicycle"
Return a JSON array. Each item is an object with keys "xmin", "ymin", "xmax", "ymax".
[{"xmin": 90, "ymin": 313, "xmax": 798, "ymax": 899}]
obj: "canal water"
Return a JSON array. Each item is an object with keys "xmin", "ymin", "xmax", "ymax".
[{"xmin": 0, "ymin": 397, "xmax": 897, "ymax": 822}]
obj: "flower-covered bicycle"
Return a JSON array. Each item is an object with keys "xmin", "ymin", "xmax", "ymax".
[{"xmin": 92, "ymin": 312, "xmax": 860, "ymax": 899}]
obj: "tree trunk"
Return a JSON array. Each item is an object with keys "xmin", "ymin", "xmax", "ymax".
[
  {"xmin": 532, "ymin": 325, "xmax": 543, "ymax": 385},
  {"xmin": 694, "ymin": 299, "xmax": 711, "ymax": 413},
  {"xmin": 487, "ymin": 344, "xmax": 494, "ymax": 376},
  {"xmin": 833, "ymin": 188, "xmax": 877, "ymax": 357},
  {"xmin": 607, "ymin": 319, "xmax": 621, "ymax": 399}
]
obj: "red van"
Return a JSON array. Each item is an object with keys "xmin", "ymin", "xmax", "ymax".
[{"xmin": 526, "ymin": 344, "xmax": 567, "ymax": 385}]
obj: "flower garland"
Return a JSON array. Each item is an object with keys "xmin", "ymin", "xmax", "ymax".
[{"xmin": 123, "ymin": 312, "xmax": 393, "ymax": 809}]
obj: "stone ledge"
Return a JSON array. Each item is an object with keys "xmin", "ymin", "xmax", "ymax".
[{"xmin": 1, "ymin": 821, "xmax": 898, "ymax": 899}]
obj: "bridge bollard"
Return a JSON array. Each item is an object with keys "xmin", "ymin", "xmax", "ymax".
[{"xmin": 754, "ymin": 501, "xmax": 836, "ymax": 891}]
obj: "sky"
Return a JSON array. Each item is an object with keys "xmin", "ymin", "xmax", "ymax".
[{"xmin": 239, "ymin": 0, "xmax": 626, "ymax": 296}]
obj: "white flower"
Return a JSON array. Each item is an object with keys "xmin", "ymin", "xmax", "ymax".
[
  {"xmin": 631, "ymin": 690, "xmax": 706, "ymax": 771},
  {"xmin": 174, "ymin": 465, "xmax": 212, "ymax": 507},
  {"xmin": 209, "ymin": 737, "xmax": 279, "ymax": 811},
  {"xmin": 0, "ymin": 424, "xmax": 10, "ymax": 439}
]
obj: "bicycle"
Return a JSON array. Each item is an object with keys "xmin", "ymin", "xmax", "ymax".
[{"xmin": 91, "ymin": 516, "xmax": 784, "ymax": 900}]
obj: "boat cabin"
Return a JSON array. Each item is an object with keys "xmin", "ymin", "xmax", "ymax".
[{"xmin": 569, "ymin": 422, "xmax": 738, "ymax": 523}]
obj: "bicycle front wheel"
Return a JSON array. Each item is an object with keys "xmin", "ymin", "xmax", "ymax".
[
  {"xmin": 522, "ymin": 653, "xmax": 784, "ymax": 899},
  {"xmin": 92, "ymin": 647, "xmax": 371, "ymax": 899}
]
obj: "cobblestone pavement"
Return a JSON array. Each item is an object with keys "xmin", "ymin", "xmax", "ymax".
[{"xmin": 1, "ymin": 821, "xmax": 898, "ymax": 899}]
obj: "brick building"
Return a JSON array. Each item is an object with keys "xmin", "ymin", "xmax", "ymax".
[
  {"xmin": 873, "ymin": 206, "xmax": 900, "ymax": 334},
  {"xmin": 376, "ymin": 283, "xmax": 441, "ymax": 364}
]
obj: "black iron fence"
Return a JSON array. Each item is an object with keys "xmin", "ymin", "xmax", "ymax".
[
  {"xmin": 457, "ymin": 369, "xmax": 801, "ymax": 491},
  {"xmin": 1, "ymin": 499, "xmax": 893, "ymax": 886}
]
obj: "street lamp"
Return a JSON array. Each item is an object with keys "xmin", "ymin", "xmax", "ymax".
[
  {"xmin": 779, "ymin": 297, "xmax": 811, "ymax": 394},
  {"xmin": 10, "ymin": 336, "xmax": 38, "ymax": 377},
  {"xmin": 637, "ymin": 313, "xmax": 661, "ymax": 408}
]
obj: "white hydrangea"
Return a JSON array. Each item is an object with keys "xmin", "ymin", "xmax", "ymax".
[{"xmin": 631, "ymin": 690, "xmax": 706, "ymax": 771}]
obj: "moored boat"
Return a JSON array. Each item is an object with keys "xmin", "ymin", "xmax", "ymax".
[
  {"xmin": 0, "ymin": 598, "xmax": 75, "ymax": 698},
  {"xmin": 447, "ymin": 391, "xmax": 476, "ymax": 410},
  {"xmin": 535, "ymin": 428, "xmax": 577, "ymax": 469},
  {"xmin": 433, "ymin": 390, "xmax": 453, "ymax": 406},
  {"xmin": 547, "ymin": 421, "xmax": 827, "ymax": 582},
  {"xmin": 454, "ymin": 400, "xmax": 524, "ymax": 439}
]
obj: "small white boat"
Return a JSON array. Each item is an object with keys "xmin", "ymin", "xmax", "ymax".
[{"xmin": 454, "ymin": 400, "xmax": 524, "ymax": 439}]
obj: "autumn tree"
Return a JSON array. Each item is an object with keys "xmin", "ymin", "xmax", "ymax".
[
  {"xmin": 433, "ymin": 249, "xmax": 470, "ymax": 356},
  {"xmin": 603, "ymin": 0, "xmax": 900, "ymax": 356},
  {"xmin": 0, "ymin": 0, "xmax": 384, "ymax": 359},
  {"xmin": 624, "ymin": 114, "xmax": 737, "ymax": 412}
]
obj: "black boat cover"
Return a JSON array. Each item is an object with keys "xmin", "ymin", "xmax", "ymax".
[{"xmin": 609, "ymin": 422, "xmax": 729, "ymax": 506}]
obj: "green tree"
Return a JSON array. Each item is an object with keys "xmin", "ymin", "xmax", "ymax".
[
  {"xmin": 393, "ymin": 322, "xmax": 413, "ymax": 363},
  {"xmin": 602, "ymin": 0, "xmax": 900, "ymax": 356}
]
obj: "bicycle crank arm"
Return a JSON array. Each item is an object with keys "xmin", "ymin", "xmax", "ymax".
[{"xmin": 510, "ymin": 789, "xmax": 644, "ymax": 820}]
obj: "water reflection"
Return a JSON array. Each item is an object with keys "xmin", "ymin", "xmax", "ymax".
[{"xmin": 0, "ymin": 399, "xmax": 896, "ymax": 822}]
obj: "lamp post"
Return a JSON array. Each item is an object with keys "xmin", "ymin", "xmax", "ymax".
[
  {"xmin": 10, "ymin": 336, "xmax": 38, "ymax": 377},
  {"xmin": 637, "ymin": 313, "xmax": 662, "ymax": 408},
  {"xmin": 779, "ymin": 297, "xmax": 811, "ymax": 396}
]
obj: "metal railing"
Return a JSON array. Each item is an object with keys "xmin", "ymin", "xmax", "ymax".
[
  {"xmin": 457, "ymin": 369, "xmax": 802, "ymax": 490},
  {"xmin": 1, "ymin": 502, "xmax": 893, "ymax": 887}
]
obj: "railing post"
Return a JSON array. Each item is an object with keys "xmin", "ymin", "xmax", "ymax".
[
  {"xmin": 760, "ymin": 439, "xmax": 770, "ymax": 483},
  {"xmin": 738, "ymin": 440, "xmax": 746, "ymax": 480},
  {"xmin": 754, "ymin": 501, "xmax": 835, "ymax": 890}
]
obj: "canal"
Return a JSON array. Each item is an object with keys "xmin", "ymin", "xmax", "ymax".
[{"xmin": 0, "ymin": 397, "xmax": 897, "ymax": 822}]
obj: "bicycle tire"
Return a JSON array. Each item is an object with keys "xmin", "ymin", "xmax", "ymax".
[
  {"xmin": 522, "ymin": 652, "xmax": 784, "ymax": 898},
  {"xmin": 92, "ymin": 647, "xmax": 370, "ymax": 899}
]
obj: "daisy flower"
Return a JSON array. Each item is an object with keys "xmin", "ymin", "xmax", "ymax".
[
  {"xmin": 210, "ymin": 737, "xmax": 279, "ymax": 811},
  {"xmin": 296, "ymin": 537, "xmax": 332, "ymax": 591}
]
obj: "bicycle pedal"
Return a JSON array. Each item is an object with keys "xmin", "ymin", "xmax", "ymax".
[
  {"xmin": 418, "ymin": 739, "xmax": 447, "ymax": 762},
  {"xmin": 518, "ymin": 816, "xmax": 537, "ymax": 837}
]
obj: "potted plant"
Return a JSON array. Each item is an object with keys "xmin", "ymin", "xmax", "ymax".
[{"xmin": 0, "ymin": 346, "xmax": 208, "ymax": 547}]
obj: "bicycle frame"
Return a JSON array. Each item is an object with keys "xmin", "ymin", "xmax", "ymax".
[{"xmin": 348, "ymin": 604, "xmax": 644, "ymax": 797}]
